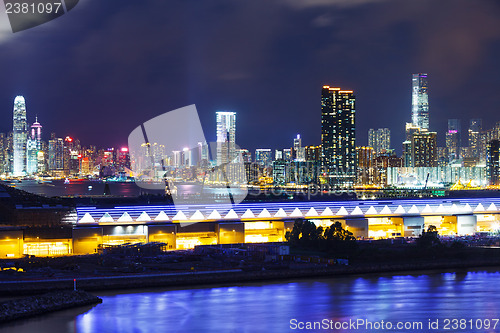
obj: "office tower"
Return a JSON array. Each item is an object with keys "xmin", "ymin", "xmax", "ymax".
[
  {"xmin": 412, "ymin": 131, "xmax": 437, "ymax": 167},
  {"xmin": 26, "ymin": 118, "xmax": 42, "ymax": 175},
  {"xmin": 30, "ymin": 117, "xmax": 42, "ymax": 148},
  {"xmin": 240, "ymin": 149, "xmax": 251, "ymax": 163},
  {"xmin": 321, "ymin": 85, "xmax": 356, "ymax": 186},
  {"xmin": 272, "ymin": 160, "xmax": 288, "ymax": 185},
  {"xmin": 402, "ymin": 141, "xmax": 412, "ymax": 167},
  {"xmin": 181, "ymin": 147, "xmax": 192, "ymax": 167},
  {"xmin": 469, "ymin": 119, "xmax": 482, "ymax": 160},
  {"xmin": 63, "ymin": 136, "xmax": 80, "ymax": 175},
  {"xmin": 117, "ymin": 147, "xmax": 131, "ymax": 170},
  {"xmin": 199, "ymin": 142, "xmax": 209, "ymax": 165},
  {"xmin": 4, "ymin": 132, "xmax": 13, "ymax": 174},
  {"xmin": 293, "ymin": 134, "xmax": 305, "ymax": 161},
  {"xmin": 48, "ymin": 137, "xmax": 64, "ymax": 176},
  {"xmin": 368, "ymin": 128, "xmax": 390, "ymax": 154},
  {"xmin": 437, "ymin": 147, "xmax": 448, "ymax": 167},
  {"xmin": 305, "ymin": 145, "xmax": 321, "ymax": 162},
  {"xmin": 283, "ymin": 148, "xmax": 292, "ymax": 161},
  {"xmin": 255, "ymin": 149, "xmax": 272, "ymax": 166},
  {"xmin": 446, "ymin": 119, "xmax": 461, "ymax": 162},
  {"xmin": 487, "ymin": 140, "xmax": 500, "ymax": 185},
  {"xmin": 275, "ymin": 150, "xmax": 283, "ymax": 160},
  {"xmin": 216, "ymin": 111, "xmax": 236, "ymax": 166},
  {"xmin": 405, "ymin": 122, "xmax": 420, "ymax": 141},
  {"xmin": 13, "ymin": 96, "xmax": 27, "ymax": 176},
  {"xmin": 411, "ymin": 73, "xmax": 429, "ymax": 130},
  {"xmin": 373, "ymin": 154, "xmax": 403, "ymax": 186}
]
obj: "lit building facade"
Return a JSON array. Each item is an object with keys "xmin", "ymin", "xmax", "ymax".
[
  {"xmin": 356, "ymin": 146, "xmax": 374, "ymax": 185},
  {"xmin": 216, "ymin": 111, "xmax": 236, "ymax": 166},
  {"xmin": 321, "ymin": 85, "xmax": 356, "ymax": 187},
  {"xmin": 255, "ymin": 149, "xmax": 272, "ymax": 166},
  {"xmin": 368, "ymin": 128, "xmax": 390, "ymax": 155},
  {"xmin": 487, "ymin": 140, "xmax": 500, "ymax": 185},
  {"xmin": 305, "ymin": 145, "xmax": 321, "ymax": 162},
  {"xmin": 412, "ymin": 131, "xmax": 437, "ymax": 167},
  {"xmin": 402, "ymin": 141, "xmax": 412, "ymax": 167},
  {"xmin": 48, "ymin": 137, "xmax": 64, "ymax": 176},
  {"xmin": 13, "ymin": 96, "xmax": 27, "ymax": 176},
  {"xmin": 411, "ymin": 73, "xmax": 429, "ymax": 130},
  {"xmin": 26, "ymin": 118, "xmax": 42, "ymax": 175},
  {"xmin": 387, "ymin": 166, "xmax": 486, "ymax": 187},
  {"xmin": 293, "ymin": 134, "xmax": 305, "ymax": 161},
  {"xmin": 468, "ymin": 119, "xmax": 482, "ymax": 161},
  {"xmin": 446, "ymin": 119, "xmax": 461, "ymax": 162}
]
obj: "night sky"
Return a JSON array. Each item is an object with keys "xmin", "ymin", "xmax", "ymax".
[{"xmin": 1, "ymin": 0, "xmax": 500, "ymax": 154}]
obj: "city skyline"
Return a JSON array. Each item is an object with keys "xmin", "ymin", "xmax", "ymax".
[{"xmin": 1, "ymin": 0, "xmax": 500, "ymax": 152}]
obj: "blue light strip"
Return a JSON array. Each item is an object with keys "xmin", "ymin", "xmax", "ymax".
[{"xmin": 75, "ymin": 197, "xmax": 500, "ymax": 222}]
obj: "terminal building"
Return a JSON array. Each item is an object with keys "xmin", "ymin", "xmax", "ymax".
[{"xmin": 3, "ymin": 188, "xmax": 500, "ymax": 257}]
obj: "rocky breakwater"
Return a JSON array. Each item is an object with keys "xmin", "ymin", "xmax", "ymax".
[{"xmin": 0, "ymin": 290, "xmax": 102, "ymax": 323}]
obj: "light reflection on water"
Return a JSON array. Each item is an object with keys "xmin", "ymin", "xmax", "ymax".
[{"xmin": 3, "ymin": 270, "xmax": 500, "ymax": 333}]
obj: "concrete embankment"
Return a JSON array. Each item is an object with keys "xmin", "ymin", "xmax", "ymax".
[
  {"xmin": 1, "ymin": 259, "xmax": 500, "ymax": 296},
  {"xmin": 0, "ymin": 290, "xmax": 102, "ymax": 323}
]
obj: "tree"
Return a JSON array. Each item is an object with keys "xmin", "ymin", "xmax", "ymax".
[
  {"xmin": 323, "ymin": 222, "xmax": 357, "ymax": 253},
  {"xmin": 286, "ymin": 220, "xmax": 357, "ymax": 254},
  {"xmin": 417, "ymin": 225, "xmax": 441, "ymax": 248},
  {"xmin": 285, "ymin": 219, "xmax": 323, "ymax": 248}
]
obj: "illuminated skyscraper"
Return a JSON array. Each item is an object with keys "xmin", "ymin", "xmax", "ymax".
[
  {"xmin": 412, "ymin": 131, "xmax": 437, "ymax": 167},
  {"xmin": 321, "ymin": 85, "xmax": 356, "ymax": 186},
  {"xmin": 48, "ymin": 137, "xmax": 64, "ymax": 176},
  {"xmin": 411, "ymin": 73, "xmax": 429, "ymax": 130},
  {"xmin": 468, "ymin": 119, "xmax": 482, "ymax": 160},
  {"xmin": 368, "ymin": 128, "xmax": 390, "ymax": 154},
  {"xmin": 216, "ymin": 111, "xmax": 236, "ymax": 166},
  {"xmin": 293, "ymin": 134, "xmax": 305, "ymax": 161},
  {"xmin": 255, "ymin": 149, "xmax": 272, "ymax": 166},
  {"xmin": 26, "ymin": 118, "xmax": 42, "ymax": 175},
  {"xmin": 487, "ymin": 140, "xmax": 500, "ymax": 185},
  {"xmin": 13, "ymin": 96, "xmax": 27, "ymax": 176},
  {"xmin": 446, "ymin": 119, "xmax": 461, "ymax": 162}
]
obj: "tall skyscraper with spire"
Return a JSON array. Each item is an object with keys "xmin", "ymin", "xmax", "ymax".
[
  {"xmin": 12, "ymin": 96, "xmax": 27, "ymax": 176},
  {"xmin": 411, "ymin": 73, "xmax": 429, "ymax": 130},
  {"xmin": 26, "ymin": 117, "xmax": 42, "ymax": 175}
]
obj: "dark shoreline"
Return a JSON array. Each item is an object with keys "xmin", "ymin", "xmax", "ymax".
[
  {"xmin": 0, "ymin": 290, "xmax": 102, "ymax": 324},
  {"xmin": 1, "ymin": 259, "xmax": 500, "ymax": 296}
]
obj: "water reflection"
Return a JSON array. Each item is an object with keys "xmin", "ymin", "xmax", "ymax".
[{"xmin": 3, "ymin": 270, "xmax": 500, "ymax": 333}]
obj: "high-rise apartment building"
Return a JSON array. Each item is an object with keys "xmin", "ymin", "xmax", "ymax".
[
  {"xmin": 216, "ymin": 111, "xmax": 236, "ymax": 166},
  {"xmin": 13, "ymin": 96, "xmax": 27, "ymax": 176},
  {"xmin": 411, "ymin": 73, "xmax": 429, "ymax": 130},
  {"xmin": 487, "ymin": 140, "xmax": 500, "ymax": 185},
  {"xmin": 368, "ymin": 128, "xmax": 390, "ymax": 154},
  {"xmin": 468, "ymin": 119, "xmax": 482, "ymax": 160},
  {"xmin": 412, "ymin": 131, "xmax": 437, "ymax": 167},
  {"xmin": 305, "ymin": 145, "xmax": 321, "ymax": 162},
  {"xmin": 321, "ymin": 85, "xmax": 356, "ymax": 186},
  {"xmin": 356, "ymin": 146, "xmax": 374, "ymax": 185}
]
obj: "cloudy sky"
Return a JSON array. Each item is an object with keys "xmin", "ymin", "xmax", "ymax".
[{"xmin": 1, "ymin": 0, "xmax": 500, "ymax": 153}]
